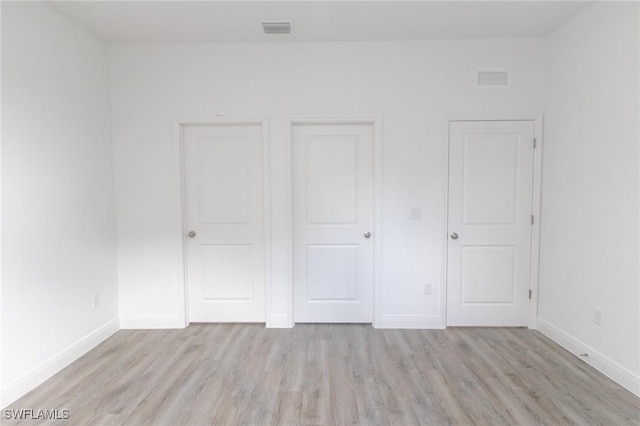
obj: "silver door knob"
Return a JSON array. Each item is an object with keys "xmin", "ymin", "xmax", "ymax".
[
  {"xmin": 188, "ymin": 231, "xmax": 196, "ymax": 238},
  {"xmin": 363, "ymin": 231, "xmax": 371, "ymax": 239},
  {"xmin": 450, "ymin": 232, "xmax": 459, "ymax": 240}
]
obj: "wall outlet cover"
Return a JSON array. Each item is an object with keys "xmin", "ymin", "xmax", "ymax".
[
  {"xmin": 424, "ymin": 282, "xmax": 432, "ymax": 295},
  {"xmin": 594, "ymin": 307, "xmax": 602, "ymax": 326}
]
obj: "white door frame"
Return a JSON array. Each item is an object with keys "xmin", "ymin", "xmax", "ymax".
[
  {"xmin": 442, "ymin": 114, "xmax": 543, "ymax": 329},
  {"xmin": 174, "ymin": 115, "xmax": 271, "ymax": 327},
  {"xmin": 287, "ymin": 116, "xmax": 383, "ymax": 328}
]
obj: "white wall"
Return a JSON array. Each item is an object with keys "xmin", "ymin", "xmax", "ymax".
[
  {"xmin": 539, "ymin": 1, "xmax": 639, "ymax": 391},
  {"xmin": 2, "ymin": 0, "xmax": 636, "ymax": 405},
  {"xmin": 1, "ymin": 2, "xmax": 119, "ymax": 406},
  {"xmin": 109, "ymin": 39, "xmax": 546, "ymax": 328}
]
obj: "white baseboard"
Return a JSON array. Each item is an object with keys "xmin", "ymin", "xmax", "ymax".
[
  {"xmin": 375, "ymin": 315, "xmax": 445, "ymax": 329},
  {"xmin": 537, "ymin": 317, "xmax": 640, "ymax": 397},
  {"xmin": 1, "ymin": 317, "xmax": 120, "ymax": 409},
  {"xmin": 267, "ymin": 314, "xmax": 293, "ymax": 328},
  {"xmin": 119, "ymin": 315, "xmax": 186, "ymax": 329}
]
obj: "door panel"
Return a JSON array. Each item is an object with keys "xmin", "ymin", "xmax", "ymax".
[
  {"xmin": 462, "ymin": 134, "xmax": 518, "ymax": 225},
  {"xmin": 461, "ymin": 245, "xmax": 516, "ymax": 304},
  {"xmin": 306, "ymin": 137, "xmax": 358, "ymax": 224},
  {"xmin": 199, "ymin": 137, "xmax": 250, "ymax": 224},
  {"xmin": 202, "ymin": 244, "xmax": 253, "ymax": 300},
  {"xmin": 307, "ymin": 245, "xmax": 359, "ymax": 301},
  {"xmin": 184, "ymin": 124, "xmax": 265, "ymax": 322},
  {"xmin": 447, "ymin": 120, "xmax": 534, "ymax": 326},
  {"xmin": 293, "ymin": 124, "xmax": 374, "ymax": 323}
]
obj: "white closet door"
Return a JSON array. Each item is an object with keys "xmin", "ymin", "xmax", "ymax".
[
  {"xmin": 184, "ymin": 124, "xmax": 265, "ymax": 322},
  {"xmin": 447, "ymin": 120, "xmax": 535, "ymax": 326},
  {"xmin": 293, "ymin": 123, "xmax": 374, "ymax": 323}
]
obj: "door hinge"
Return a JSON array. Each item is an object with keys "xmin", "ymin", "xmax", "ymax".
[
  {"xmin": 529, "ymin": 289, "xmax": 532, "ymax": 299},
  {"xmin": 533, "ymin": 138, "xmax": 537, "ymax": 149},
  {"xmin": 531, "ymin": 214, "xmax": 534, "ymax": 225}
]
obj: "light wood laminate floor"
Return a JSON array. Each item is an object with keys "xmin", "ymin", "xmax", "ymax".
[{"xmin": 4, "ymin": 324, "xmax": 639, "ymax": 425}]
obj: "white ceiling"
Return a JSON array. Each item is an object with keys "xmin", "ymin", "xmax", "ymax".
[{"xmin": 49, "ymin": 1, "xmax": 594, "ymax": 43}]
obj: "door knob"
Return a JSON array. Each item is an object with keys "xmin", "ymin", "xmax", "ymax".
[
  {"xmin": 188, "ymin": 231, "xmax": 196, "ymax": 238},
  {"xmin": 363, "ymin": 231, "xmax": 371, "ymax": 239},
  {"xmin": 450, "ymin": 232, "xmax": 459, "ymax": 240}
]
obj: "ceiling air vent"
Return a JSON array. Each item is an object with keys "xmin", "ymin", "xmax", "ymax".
[
  {"xmin": 475, "ymin": 68, "xmax": 511, "ymax": 88},
  {"xmin": 262, "ymin": 22, "xmax": 291, "ymax": 34}
]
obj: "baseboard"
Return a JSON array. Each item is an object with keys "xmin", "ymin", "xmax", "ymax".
[
  {"xmin": 1, "ymin": 317, "xmax": 120, "ymax": 409},
  {"xmin": 375, "ymin": 315, "xmax": 445, "ymax": 329},
  {"xmin": 119, "ymin": 315, "xmax": 186, "ymax": 329},
  {"xmin": 267, "ymin": 314, "xmax": 293, "ymax": 328},
  {"xmin": 537, "ymin": 317, "xmax": 640, "ymax": 397}
]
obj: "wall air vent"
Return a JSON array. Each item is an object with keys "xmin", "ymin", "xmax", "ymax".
[
  {"xmin": 262, "ymin": 22, "xmax": 291, "ymax": 34},
  {"xmin": 475, "ymin": 68, "xmax": 511, "ymax": 88}
]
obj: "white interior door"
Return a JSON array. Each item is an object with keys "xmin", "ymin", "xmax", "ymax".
[
  {"xmin": 447, "ymin": 120, "xmax": 535, "ymax": 326},
  {"xmin": 293, "ymin": 123, "xmax": 374, "ymax": 323},
  {"xmin": 184, "ymin": 123, "xmax": 265, "ymax": 322}
]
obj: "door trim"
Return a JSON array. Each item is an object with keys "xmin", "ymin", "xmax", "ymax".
[
  {"xmin": 442, "ymin": 114, "xmax": 543, "ymax": 329},
  {"xmin": 287, "ymin": 116, "xmax": 383, "ymax": 328},
  {"xmin": 174, "ymin": 115, "xmax": 271, "ymax": 327}
]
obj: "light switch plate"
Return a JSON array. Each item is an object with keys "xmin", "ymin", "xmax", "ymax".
[{"xmin": 410, "ymin": 208, "xmax": 422, "ymax": 220}]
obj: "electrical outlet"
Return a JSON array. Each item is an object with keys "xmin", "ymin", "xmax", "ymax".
[
  {"xmin": 92, "ymin": 293, "xmax": 100, "ymax": 308},
  {"xmin": 593, "ymin": 307, "xmax": 602, "ymax": 326},
  {"xmin": 424, "ymin": 283, "xmax": 432, "ymax": 295}
]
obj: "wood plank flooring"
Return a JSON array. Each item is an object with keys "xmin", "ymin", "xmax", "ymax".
[{"xmin": 4, "ymin": 324, "xmax": 639, "ymax": 425}]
